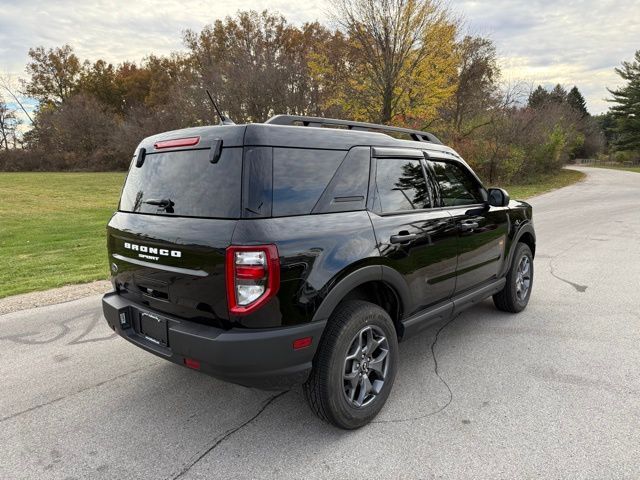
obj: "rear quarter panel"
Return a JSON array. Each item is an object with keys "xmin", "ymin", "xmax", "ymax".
[{"xmin": 231, "ymin": 211, "xmax": 380, "ymax": 327}]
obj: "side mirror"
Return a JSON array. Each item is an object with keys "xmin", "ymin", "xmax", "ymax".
[{"xmin": 488, "ymin": 188, "xmax": 510, "ymax": 207}]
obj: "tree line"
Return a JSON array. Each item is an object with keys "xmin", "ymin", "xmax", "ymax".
[{"xmin": 0, "ymin": 0, "xmax": 635, "ymax": 182}]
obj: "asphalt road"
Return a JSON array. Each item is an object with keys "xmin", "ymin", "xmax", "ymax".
[{"xmin": 1, "ymin": 166, "xmax": 638, "ymax": 479}]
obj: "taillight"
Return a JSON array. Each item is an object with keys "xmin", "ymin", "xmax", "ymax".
[{"xmin": 226, "ymin": 245, "xmax": 280, "ymax": 315}]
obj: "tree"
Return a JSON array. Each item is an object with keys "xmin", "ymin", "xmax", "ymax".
[
  {"xmin": 607, "ymin": 50, "xmax": 640, "ymax": 151},
  {"xmin": 328, "ymin": 0, "xmax": 459, "ymax": 124},
  {"xmin": 528, "ymin": 85, "xmax": 549, "ymax": 109},
  {"xmin": 24, "ymin": 45, "xmax": 82, "ymax": 105},
  {"xmin": 594, "ymin": 112, "xmax": 617, "ymax": 148},
  {"xmin": 78, "ymin": 60, "xmax": 121, "ymax": 112},
  {"xmin": 444, "ymin": 35, "xmax": 500, "ymax": 136},
  {"xmin": 0, "ymin": 94, "xmax": 20, "ymax": 149},
  {"xmin": 549, "ymin": 84, "xmax": 567, "ymax": 104},
  {"xmin": 529, "ymin": 84, "xmax": 568, "ymax": 109},
  {"xmin": 567, "ymin": 86, "xmax": 588, "ymax": 117},
  {"xmin": 0, "ymin": 74, "xmax": 34, "ymax": 124},
  {"xmin": 31, "ymin": 93, "xmax": 118, "ymax": 163},
  {"xmin": 184, "ymin": 11, "xmax": 334, "ymax": 122}
]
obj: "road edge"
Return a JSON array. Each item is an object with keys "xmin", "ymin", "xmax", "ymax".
[{"xmin": 0, "ymin": 280, "xmax": 111, "ymax": 316}]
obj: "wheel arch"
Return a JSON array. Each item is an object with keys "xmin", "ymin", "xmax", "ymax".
[
  {"xmin": 508, "ymin": 222, "xmax": 536, "ymax": 264},
  {"xmin": 518, "ymin": 229, "xmax": 536, "ymax": 258},
  {"xmin": 311, "ymin": 265, "xmax": 411, "ymax": 336}
]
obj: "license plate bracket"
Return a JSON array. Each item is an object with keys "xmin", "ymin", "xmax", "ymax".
[{"xmin": 139, "ymin": 313, "xmax": 168, "ymax": 346}]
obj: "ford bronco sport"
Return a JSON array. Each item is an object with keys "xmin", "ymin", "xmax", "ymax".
[{"xmin": 102, "ymin": 115, "xmax": 535, "ymax": 429}]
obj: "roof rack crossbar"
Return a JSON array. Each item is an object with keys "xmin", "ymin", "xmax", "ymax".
[{"xmin": 264, "ymin": 115, "xmax": 441, "ymax": 144}]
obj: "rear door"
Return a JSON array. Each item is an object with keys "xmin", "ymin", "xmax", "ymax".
[
  {"xmin": 109, "ymin": 145, "xmax": 242, "ymax": 326},
  {"xmin": 368, "ymin": 148, "xmax": 458, "ymax": 316},
  {"xmin": 427, "ymin": 157, "xmax": 509, "ymax": 295}
]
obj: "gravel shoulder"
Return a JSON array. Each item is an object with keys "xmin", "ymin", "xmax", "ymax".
[{"xmin": 0, "ymin": 280, "xmax": 111, "ymax": 315}]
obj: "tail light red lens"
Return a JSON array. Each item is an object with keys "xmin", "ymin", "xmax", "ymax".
[{"xmin": 226, "ymin": 245, "xmax": 280, "ymax": 315}]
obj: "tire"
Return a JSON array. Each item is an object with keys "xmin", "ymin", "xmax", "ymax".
[
  {"xmin": 303, "ymin": 300, "xmax": 399, "ymax": 429},
  {"xmin": 493, "ymin": 242, "xmax": 534, "ymax": 313}
]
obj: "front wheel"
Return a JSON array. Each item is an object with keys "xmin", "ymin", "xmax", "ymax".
[
  {"xmin": 493, "ymin": 242, "xmax": 534, "ymax": 313},
  {"xmin": 303, "ymin": 300, "xmax": 398, "ymax": 429}
]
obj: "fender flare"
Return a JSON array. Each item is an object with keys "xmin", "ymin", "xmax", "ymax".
[
  {"xmin": 506, "ymin": 222, "xmax": 536, "ymax": 269},
  {"xmin": 311, "ymin": 265, "xmax": 412, "ymax": 322}
]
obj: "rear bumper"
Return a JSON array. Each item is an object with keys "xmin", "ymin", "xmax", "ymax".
[{"xmin": 102, "ymin": 292, "xmax": 326, "ymax": 389}]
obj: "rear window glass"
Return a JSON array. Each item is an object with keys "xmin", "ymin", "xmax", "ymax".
[
  {"xmin": 272, "ymin": 148, "xmax": 345, "ymax": 217},
  {"xmin": 374, "ymin": 158, "xmax": 431, "ymax": 213},
  {"xmin": 119, "ymin": 148, "xmax": 241, "ymax": 218}
]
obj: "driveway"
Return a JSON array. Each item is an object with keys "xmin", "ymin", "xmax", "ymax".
[{"xmin": 1, "ymin": 166, "xmax": 638, "ymax": 479}]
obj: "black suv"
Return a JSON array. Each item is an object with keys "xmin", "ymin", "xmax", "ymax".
[{"xmin": 102, "ymin": 115, "xmax": 535, "ymax": 429}]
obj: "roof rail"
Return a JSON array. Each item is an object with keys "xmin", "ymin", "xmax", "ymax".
[{"xmin": 264, "ymin": 115, "xmax": 441, "ymax": 144}]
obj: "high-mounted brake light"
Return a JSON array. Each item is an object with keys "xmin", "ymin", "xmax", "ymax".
[
  {"xmin": 226, "ymin": 245, "xmax": 280, "ymax": 315},
  {"xmin": 154, "ymin": 136, "xmax": 200, "ymax": 149}
]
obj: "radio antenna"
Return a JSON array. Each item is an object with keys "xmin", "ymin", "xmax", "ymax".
[{"xmin": 206, "ymin": 89, "xmax": 235, "ymax": 125}]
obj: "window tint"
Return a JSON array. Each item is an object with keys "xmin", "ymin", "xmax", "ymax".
[
  {"xmin": 272, "ymin": 148, "xmax": 345, "ymax": 217},
  {"xmin": 374, "ymin": 158, "xmax": 431, "ymax": 213},
  {"xmin": 120, "ymin": 148, "xmax": 241, "ymax": 218},
  {"xmin": 243, "ymin": 147, "xmax": 272, "ymax": 218},
  {"xmin": 429, "ymin": 160, "xmax": 484, "ymax": 207},
  {"xmin": 312, "ymin": 147, "xmax": 370, "ymax": 214}
]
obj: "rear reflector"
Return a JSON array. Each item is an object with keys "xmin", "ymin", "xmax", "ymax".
[
  {"xmin": 154, "ymin": 136, "xmax": 200, "ymax": 149},
  {"xmin": 184, "ymin": 358, "xmax": 201, "ymax": 370},
  {"xmin": 293, "ymin": 337, "xmax": 313, "ymax": 350}
]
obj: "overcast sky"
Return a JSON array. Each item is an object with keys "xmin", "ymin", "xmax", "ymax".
[{"xmin": 1, "ymin": 0, "xmax": 639, "ymax": 118}]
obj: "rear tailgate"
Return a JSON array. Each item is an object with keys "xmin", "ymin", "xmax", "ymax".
[
  {"xmin": 108, "ymin": 214, "xmax": 236, "ymax": 325},
  {"xmin": 108, "ymin": 133, "xmax": 243, "ymax": 326}
]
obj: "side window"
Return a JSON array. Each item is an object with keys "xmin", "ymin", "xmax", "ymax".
[
  {"xmin": 272, "ymin": 148, "xmax": 345, "ymax": 217},
  {"xmin": 312, "ymin": 147, "xmax": 370, "ymax": 214},
  {"xmin": 374, "ymin": 158, "xmax": 431, "ymax": 213},
  {"xmin": 429, "ymin": 160, "xmax": 485, "ymax": 207},
  {"xmin": 243, "ymin": 147, "xmax": 272, "ymax": 218}
]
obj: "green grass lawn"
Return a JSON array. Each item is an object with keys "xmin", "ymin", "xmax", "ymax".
[
  {"xmin": 0, "ymin": 172, "xmax": 126, "ymax": 298},
  {"xmin": 0, "ymin": 168, "xmax": 585, "ymax": 299},
  {"xmin": 503, "ymin": 169, "xmax": 586, "ymax": 200}
]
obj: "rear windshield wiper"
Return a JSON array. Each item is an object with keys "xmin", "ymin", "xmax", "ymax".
[{"xmin": 143, "ymin": 198, "xmax": 175, "ymax": 211}]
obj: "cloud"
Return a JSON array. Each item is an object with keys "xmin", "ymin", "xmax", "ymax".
[
  {"xmin": 457, "ymin": 0, "xmax": 640, "ymax": 112},
  {"xmin": 0, "ymin": 0, "xmax": 638, "ymax": 114},
  {"xmin": 0, "ymin": 0, "xmax": 329, "ymax": 73}
]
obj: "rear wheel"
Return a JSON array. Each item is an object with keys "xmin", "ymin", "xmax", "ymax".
[
  {"xmin": 493, "ymin": 242, "xmax": 534, "ymax": 313},
  {"xmin": 303, "ymin": 300, "xmax": 398, "ymax": 429}
]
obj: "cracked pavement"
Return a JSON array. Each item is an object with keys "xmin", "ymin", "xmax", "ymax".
[{"xmin": 1, "ymin": 166, "xmax": 639, "ymax": 479}]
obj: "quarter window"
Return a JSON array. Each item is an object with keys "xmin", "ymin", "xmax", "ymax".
[
  {"xmin": 272, "ymin": 148, "xmax": 345, "ymax": 217},
  {"xmin": 374, "ymin": 158, "xmax": 431, "ymax": 213}
]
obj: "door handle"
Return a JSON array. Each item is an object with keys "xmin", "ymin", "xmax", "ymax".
[
  {"xmin": 390, "ymin": 232, "xmax": 418, "ymax": 244},
  {"xmin": 459, "ymin": 221, "xmax": 479, "ymax": 232}
]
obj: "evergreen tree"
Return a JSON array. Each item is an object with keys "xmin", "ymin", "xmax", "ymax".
[
  {"xmin": 528, "ymin": 84, "xmax": 568, "ymax": 108},
  {"xmin": 607, "ymin": 50, "xmax": 640, "ymax": 151},
  {"xmin": 594, "ymin": 112, "xmax": 617, "ymax": 148},
  {"xmin": 567, "ymin": 86, "xmax": 589, "ymax": 117},
  {"xmin": 549, "ymin": 84, "xmax": 568, "ymax": 104},
  {"xmin": 528, "ymin": 85, "xmax": 549, "ymax": 108}
]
